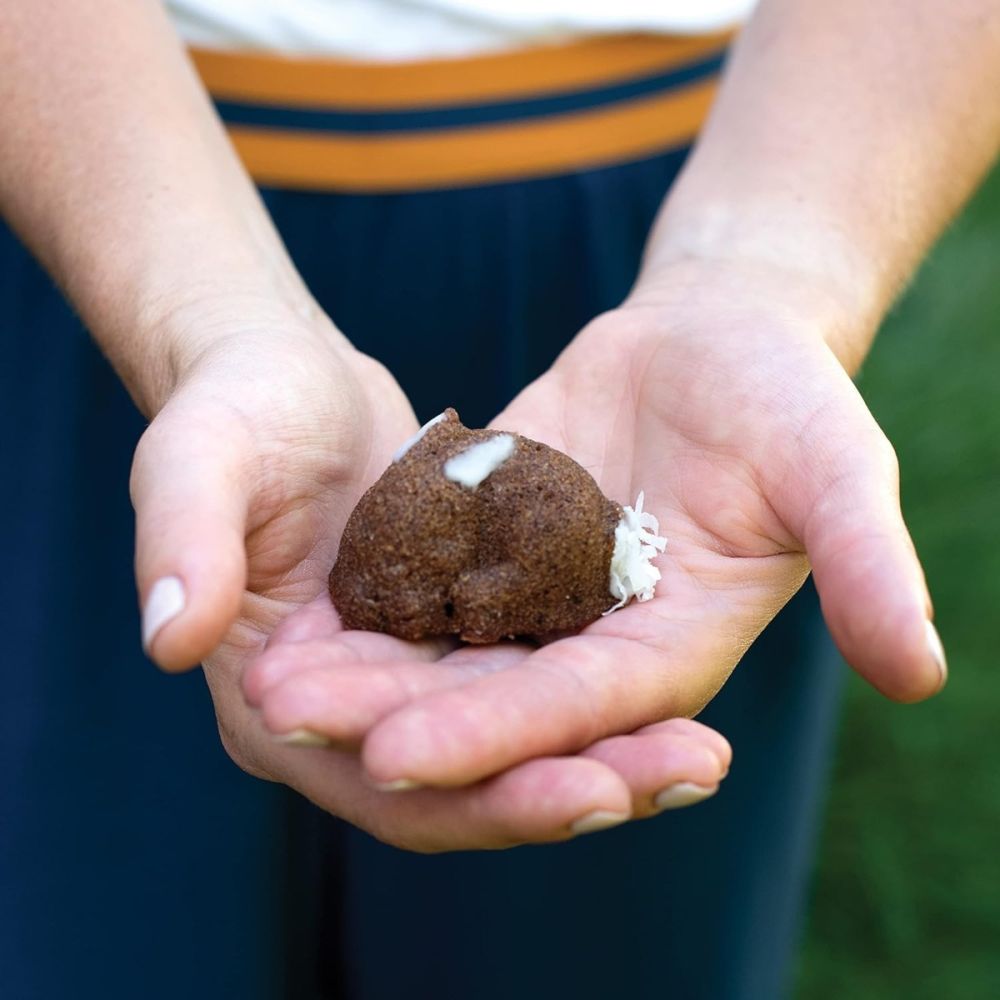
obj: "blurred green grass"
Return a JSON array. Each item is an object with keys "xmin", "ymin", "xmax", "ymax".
[{"xmin": 796, "ymin": 163, "xmax": 1000, "ymax": 999}]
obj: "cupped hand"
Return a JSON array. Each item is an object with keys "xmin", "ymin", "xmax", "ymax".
[
  {"xmin": 132, "ymin": 309, "xmax": 729, "ymax": 851},
  {"xmin": 247, "ymin": 261, "xmax": 945, "ymax": 798}
]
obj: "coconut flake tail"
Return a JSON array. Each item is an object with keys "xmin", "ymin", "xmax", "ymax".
[{"xmin": 604, "ymin": 492, "xmax": 667, "ymax": 615}]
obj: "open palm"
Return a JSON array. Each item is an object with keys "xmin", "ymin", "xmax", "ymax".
[{"xmin": 245, "ymin": 285, "xmax": 944, "ymax": 810}]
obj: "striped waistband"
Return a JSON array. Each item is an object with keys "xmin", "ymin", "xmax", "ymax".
[{"xmin": 192, "ymin": 33, "xmax": 731, "ymax": 193}]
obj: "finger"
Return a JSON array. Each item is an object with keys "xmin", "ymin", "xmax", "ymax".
[
  {"xmin": 287, "ymin": 750, "xmax": 633, "ymax": 852},
  {"xmin": 383, "ymin": 757, "xmax": 633, "ymax": 851},
  {"xmin": 253, "ymin": 644, "xmax": 531, "ymax": 745},
  {"xmin": 360, "ymin": 630, "xmax": 717, "ymax": 788},
  {"xmin": 131, "ymin": 396, "xmax": 251, "ymax": 671},
  {"xmin": 219, "ymin": 657, "xmax": 634, "ymax": 852},
  {"xmin": 244, "ymin": 631, "xmax": 456, "ymax": 705},
  {"xmin": 634, "ymin": 717, "xmax": 733, "ymax": 772},
  {"xmin": 263, "ymin": 595, "xmax": 342, "ymax": 649},
  {"xmin": 767, "ymin": 373, "xmax": 944, "ymax": 702},
  {"xmin": 582, "ymin": 720, "xmax": 729, "ymax": 817},
  {"xmin": 282, "ymin": 723, "xmax": 728, "ymax": 850}
]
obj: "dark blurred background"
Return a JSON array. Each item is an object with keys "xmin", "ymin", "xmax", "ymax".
[{"xmin": 796, "ymin": 164, "xmax": 1000, "ymax": 998}]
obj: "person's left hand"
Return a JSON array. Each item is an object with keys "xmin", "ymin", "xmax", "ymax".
[{"xmin": 244, "ymin": 260, "xmax": 945, "ymax": 797}]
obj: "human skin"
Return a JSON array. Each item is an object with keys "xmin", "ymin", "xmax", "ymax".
[
  {"xmin": 245, "ymin": 0, "xmax": 1000, "ymax": 791},
  {"xmin": 1, "ymin": 0, "xmax": 729, "ymax": 851},
  {"xmin": 2, "ymin": 1, "xmax": 998, "ymax": 849}
]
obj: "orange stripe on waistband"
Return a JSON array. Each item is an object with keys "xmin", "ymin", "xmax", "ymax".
[
  {"xmin": 191, "ymin": 32, "xmax": 731, "ymax": 110},
  {"xmin": 223, "ymin": 76, "xmax": 717, "ymax": 193}
]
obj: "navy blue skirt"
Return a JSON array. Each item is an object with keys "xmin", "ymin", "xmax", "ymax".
[{"xmin": 0, "ymin": 37, "xmax": 843, "ymax": 1000}]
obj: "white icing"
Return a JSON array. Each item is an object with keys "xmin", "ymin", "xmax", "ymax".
[
  {"xmin": 444, "ymin": 434, "xmax": 516, "ymax": 488},
  {"xmin": 392, "ymin": 411, "xmax": 448, "ymax": 461},
  {"xmin": 604, "ymin": 491, "xmax": 667, "ymax": 614}
]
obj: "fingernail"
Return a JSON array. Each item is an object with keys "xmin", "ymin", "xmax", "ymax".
[
  {"xmin": 373, "ymin": 778, "xmax": 424, "ymax": 792},
  {"xmin": 653, "ymin": 782, "xmax": 718, "ymax": 812},
  {"xmin": 274, "ymin": 728, "xmax": 331, "ymax": 748},
  {"xmin": 570, "ymin": 809, "xmax": 630, "ymax": 836},
  {"xmin": 926, "ymin": 620, "xmax": 948, "ymax": 689},
  {"xmin": 142, "ymin": 576, "xmax": 186, "ymax": 652}
]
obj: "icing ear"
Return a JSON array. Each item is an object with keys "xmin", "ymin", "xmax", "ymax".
[
  {"xmin": 392, "ymin": 411, "xmax": 449, "ymax": 461},
  {"xmin": 444, "ymin": 435, "xmax": 516, "ymax": 488}
]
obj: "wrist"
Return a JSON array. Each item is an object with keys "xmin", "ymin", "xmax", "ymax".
[
  {"xmin": 117, "ymin": 286, "xmax": 349, "ymax": 417},
  {"xmin": 632, "ymin": 209, "xmax": 888, "ymax": 373},
  {"xmin": 50, "ymin": 162, "xmax": 325, "ymax": 416}
]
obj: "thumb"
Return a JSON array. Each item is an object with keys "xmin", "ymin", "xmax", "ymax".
[
  {"xmin": 773, "ymin": 380, "xmax": 945, "ymax": 703},
  {"xmin": 131, "ymin": 396, "xmax": 250, "ymax": 672}
]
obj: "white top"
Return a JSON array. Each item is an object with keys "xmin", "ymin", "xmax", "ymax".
[{"xmin": 168, "ymin": 0, "xmax": 754, "ymax": 61}]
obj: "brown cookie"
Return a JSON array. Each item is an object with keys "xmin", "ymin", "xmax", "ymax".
[{"xmin": 329, "ymin": 409, "xmax": 664, "ymax": 643}]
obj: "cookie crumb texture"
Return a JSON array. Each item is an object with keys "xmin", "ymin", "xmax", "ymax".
[{"xmin": 329, "ymin": 409, "xmax": 622, "ymax": 643}]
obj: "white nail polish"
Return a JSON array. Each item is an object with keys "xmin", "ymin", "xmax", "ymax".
[
  {"xmin": 274, "ymin": 728, "xmax": 331, "ymax": 748},
  {"xmin": 142, "ymin": 576, "xmax": 186, "ymax": 652},
  {"xmin": 569, "ymin": 809, "xmax": 629, "ymax": 836},
  {"xmin": 926, "ymin": 620, "xmax": 948, "ymax": 688},
  {"xmin": 373, "ymin": 778, "xmax": 423, "ymax": 792},
  {"xmin": 653, "ymin": 782, "xmax": 718, "ymax": 812}
]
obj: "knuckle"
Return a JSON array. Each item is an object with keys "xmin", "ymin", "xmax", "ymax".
[
  {"xmin": 872, "ymin": 432, "xmax": 900, "ymax": 484},
  {"xmin": 850, "ymin": 407, "xmax": 898, "ymax": 480}
]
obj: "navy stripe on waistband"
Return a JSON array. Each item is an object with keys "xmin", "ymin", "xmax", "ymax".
[{"xmin": 214, "ymin": 49, "xmax": 725, "ymax": 134}]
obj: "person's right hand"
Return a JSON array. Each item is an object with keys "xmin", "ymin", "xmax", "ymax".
[
  {"xmin": 237, "ymin": 257, "xmax": 946, "ymax": 812},
  {"xmin": 132, "ymin": 304, "xmax": 731, "ymax": 852}
]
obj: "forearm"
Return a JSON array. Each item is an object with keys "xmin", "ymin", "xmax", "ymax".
[
  {"xmin": 640, "ymin": 0, "xmax": 1000, "ymax": 367},
  {"xmin": 0, "ymin": 0, "xmax": 320, "ymax": 414}
]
